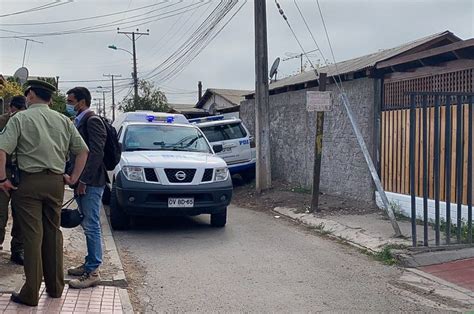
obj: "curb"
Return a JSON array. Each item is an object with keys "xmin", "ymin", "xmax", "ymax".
[
  {"xmin": 100, "ymin": 206, "xmax": 128, "ymax": 288},
  {"xmin": 272, "ymin": 206, "xmax": 409, "ymax": 253}
]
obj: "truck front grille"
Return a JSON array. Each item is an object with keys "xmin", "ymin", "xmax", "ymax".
[{"xmin": 164, "ymin": 169, "xmax": 196, "ymax": 183}]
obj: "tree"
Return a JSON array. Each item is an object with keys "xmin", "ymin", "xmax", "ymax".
[
  {"xmin": 0, "ymin": 79, "xmax": 23, "ymax": 112},
  {"xmin": 36, "ymin": 77, "xmax": 66, "ymax": 114},
  {"xmin": 119, "ymin": 80, "xmax": 169, "ymax": 112}
]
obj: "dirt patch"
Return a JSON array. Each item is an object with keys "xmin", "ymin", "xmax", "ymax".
[
  {"xmin": 232, "ymin": 178, "xmax": 380, "ymax": 217},
  {"xmin": 117, "ymin": 247, "xmax": 147, "ymax": 312}
]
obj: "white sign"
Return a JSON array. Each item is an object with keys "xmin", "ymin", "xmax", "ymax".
[{"xmin": 306, "ymin": 91, "xmax": 332, "ymax": 112}]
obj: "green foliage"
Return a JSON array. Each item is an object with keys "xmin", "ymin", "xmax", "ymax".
[
  {"xmin": 119, "ymin": 80, "xmax": 169, "ymax": 113},
  {"xmin": 439, "ymin": 218, "xmax": 472, "ymax": 243},
  {"xmin": 36, "ymin": 77, "xmax": 66, "ymax": 114},
  {"xmin": 374, "ymin": 246, "xmax": 398, "ymax": 265},
  {"xmin": 0, "ymin": 79, "xmax": 23, "ymax": 109}
]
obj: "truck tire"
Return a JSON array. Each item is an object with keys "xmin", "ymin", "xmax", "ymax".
[
  {"xmin": 240, "ymin": 168, "xmax": 255, "ymax": 183},
  {"xmin": 110, "ymin": 183, "xmax": 130, "ymax": 230},
  {"xmin": 211, "ymin": 208, "xmax": 227, "ymax": 227},
  {"xmin": 102, "ymin": 184, "xmax": 111, "ymax": 205}
]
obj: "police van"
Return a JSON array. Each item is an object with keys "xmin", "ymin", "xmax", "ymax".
[
  {"xmin": 107, "ymin": 111, "xmax": 233, "ymax": 230},
  {"xmin": 189, "ymin": 116, "xmax": 256, "ymax": 182}
]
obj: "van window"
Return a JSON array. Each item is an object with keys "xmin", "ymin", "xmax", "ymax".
[{"xmin": 200, "ymin": 123, "xmax": 247, "ymax": 142}]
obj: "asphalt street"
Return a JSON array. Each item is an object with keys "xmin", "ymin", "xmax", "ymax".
[{"xmin": 113, "ymin": 204, "xmax": 435, "ymax": 312}]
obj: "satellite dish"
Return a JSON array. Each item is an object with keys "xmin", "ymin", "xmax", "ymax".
[
  {"xmin": 13, "ymin": 67, "xmax": 29, "ymax": 85},
  {"xmin": 269, "ymin": 57, "xmax": 280, "ymax": 82}
]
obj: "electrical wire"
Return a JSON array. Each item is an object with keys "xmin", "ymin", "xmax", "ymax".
[
  {"xmin": 274, "ymin": 0, "xmax": 318, "ymax": 76},
  {"xmin": 0, "ymin": 1, "xmax": 165, "ymax": 26},
  {"xmin": 0, "ymin": 1, "xmax": 70, "ymax": 18},
  {"xmin": 0, "ymin": 2, "xmax": 206, "ymax": 38}
]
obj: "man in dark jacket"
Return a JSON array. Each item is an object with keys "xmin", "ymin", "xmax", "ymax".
[{"xmin": 65, "ymin": 87, "xmax": 107, "ymax": 289}]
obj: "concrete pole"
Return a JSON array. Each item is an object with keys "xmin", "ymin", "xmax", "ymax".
[{"xmin": 254, "ymin": 0, "xmax": 272, "ymax": 192}]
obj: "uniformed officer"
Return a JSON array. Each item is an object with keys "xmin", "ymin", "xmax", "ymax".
[
  {"xmin": 0, "ymin": 95, "xmax": 27, "ymax": 265},
  {"xmin": 0, "ymin": 80, "xmax": 89, "ymax": 307}
]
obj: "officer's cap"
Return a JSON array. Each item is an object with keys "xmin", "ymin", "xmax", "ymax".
[{"xmin": 24, "ymin": 79, "xmax": 57, "ymax": 96}]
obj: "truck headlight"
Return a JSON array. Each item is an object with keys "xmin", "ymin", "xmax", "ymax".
[
  {"xmin": 214, "ymin": 167, "xmax": 229, "ymax": 182},
  {"xmin": 122, "ymin": 166, "xmax": 145, "ymax": 182}
]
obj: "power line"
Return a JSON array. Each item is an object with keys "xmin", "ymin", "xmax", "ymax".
[
  {"xmin": 0, "ymin": 1, "xmax": 71, "ymax": 18},
  {"xmin": 0, "ymin": 2, "xmax": 206, "ymax": 38},
  {"xmin": 0, "ymin": 1, "xmax": 166, "ymax": 26},
  {"xmin": 274, "ymin": 0, "xmax": 318, "ymax": 76}
]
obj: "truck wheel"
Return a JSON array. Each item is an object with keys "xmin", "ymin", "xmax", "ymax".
[
  {"xmin": 240, "ymin": 168, "xmax": 255, "ymax": 183},
  {"xmin": 102, "ymin": 184, "xmax": 111, "ymax": 205},
  {"xmin": 211, "ymin": 208, "xmax": 227, "ymax": 227},
  {"xmin": 110, "ymin": 183, "xmax": 130, "ymax": 230}
]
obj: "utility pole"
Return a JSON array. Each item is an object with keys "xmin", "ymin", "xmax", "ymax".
[
  {"xmin": 117, "ymin": 28, "xmax": 149, "ymax": 107},
  {"xmin": 254, "ymin": 0, "xmax": 272, "ymax": 192},
  {"xmin": 103, "ymin": 74, "xmax": 122, "ymax": 121},
  {"xmin": 198, "ymin": 81, "xmax": 203, "ymax": 101}
]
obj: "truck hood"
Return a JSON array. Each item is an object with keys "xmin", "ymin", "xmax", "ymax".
[{"xmin": 120, "ymin": 150, "xmax": 227, "ymax": 168}]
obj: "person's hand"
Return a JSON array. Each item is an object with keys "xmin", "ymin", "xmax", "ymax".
[
  {"xmin": 63, "ymin": 174, "xmax": 78, "ymax": 186},
  {"xmin": 76, "ymin": 182, "xmax": 87, "ymax": 195},
  {"xmin": 0, "ymin": 179, "xmax": 17, "ymax": 197}
]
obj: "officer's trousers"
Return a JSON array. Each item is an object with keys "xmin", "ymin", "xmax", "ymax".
[{"xmin": 12, "ymin": 171, "xmax": 65, "ymax": 306}]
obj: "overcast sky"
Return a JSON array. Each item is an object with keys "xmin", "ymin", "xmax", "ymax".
[{"xmin": 0, "ymin": 0, "xmax": 473, "ymax": 110}]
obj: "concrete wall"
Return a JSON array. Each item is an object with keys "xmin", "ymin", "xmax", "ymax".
[{"xmin": 240, "ymin": 77, "xmax": 377, "ymax": 203}]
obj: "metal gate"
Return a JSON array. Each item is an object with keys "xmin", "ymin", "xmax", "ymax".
[{"xmin": 408, "ymin": 92, "xmax": 473, "ymax": 247}]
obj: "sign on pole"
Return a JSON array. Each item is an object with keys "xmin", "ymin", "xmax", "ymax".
[{"xmin": 306, "ymin": 91, "xmax": 332, "ymax": 112}]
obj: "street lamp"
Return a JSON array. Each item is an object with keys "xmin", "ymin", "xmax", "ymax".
[{"xmin": 107, "ymin": 45, "xmax": 133, "ymax": 56}]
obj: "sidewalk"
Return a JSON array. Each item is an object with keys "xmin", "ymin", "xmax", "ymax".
[{"xmin": 0, "ymin": 190, "xmax": 133, "ymax": 313}]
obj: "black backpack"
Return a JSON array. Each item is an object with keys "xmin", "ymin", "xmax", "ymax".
[{"xmin": 84, "ymin": 114, "xmax": 121, "ymax": 171}]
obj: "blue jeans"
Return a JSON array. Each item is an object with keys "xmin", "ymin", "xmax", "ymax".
[{"xmin": 76, "ymin": 185, "xmax": 104, "ymax": 273}]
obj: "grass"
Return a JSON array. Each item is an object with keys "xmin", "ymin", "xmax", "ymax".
[
  {"xmin": 373, "ymin": 245, "xmax": 399, "ymax": 265},
  {"xmin": 311, "ymin": 222, "xmax": 333, "ymax": 236},
  {"xmin": 439, "ymin": 218, "xmax": 473, "ymax": 243}
]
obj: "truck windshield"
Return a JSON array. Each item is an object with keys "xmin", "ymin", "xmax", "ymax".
[{"xmin": 123, "ymin": 125, "xmax": 212, "ymax": 153}]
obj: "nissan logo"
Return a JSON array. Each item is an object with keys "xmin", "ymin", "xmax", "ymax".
[{"xmin": 175, "ymin": 171, "xmax": 186, "ymax": 181}]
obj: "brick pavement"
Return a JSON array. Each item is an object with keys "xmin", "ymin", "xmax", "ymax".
[
  {"xmin": 0, "ymin": 283, "xmax": 126, "ymax": 313},
  {"xmin": 420, "ymin": 257, "xmax": 474, "ymax": 291}
]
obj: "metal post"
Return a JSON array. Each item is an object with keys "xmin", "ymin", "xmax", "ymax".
[
  {"xmin": 409, "ymin": 94, "xmax": 417, "ymax": 246},
  {"xmin": 198, "ymin": 81, "xmax": 203, "ymax": 101},
  {"xmin": 254, "ymin": 0, "xmax": 272, "ymax": 192},
  {"xmin": 102, "ymin": 91, "xmax": 106, "ymax": 119},
  {"xmin": 445, "ymin": 96, "xmax": 452, "ymax": 244},
  {"xmin": 434, "ymin": 95, "xmax": 441, "ymax": 245},
  {"xmin": 468, "ymin": 96, "xmax": 473, "ymax": 244},
  {"xmin": 456, "ymin": 96, "xmax": 464, "ymax": 243},
  {"xmin": 341, "ymin": 93, "xmax": 402, "ymax": 237},
  {"xmin": 422, "ymin": 95, "xmax": 428, "ymax": 246},
  {"xmin": 310, "ymin": 73, "xmax": 327, "ymax": 212}
]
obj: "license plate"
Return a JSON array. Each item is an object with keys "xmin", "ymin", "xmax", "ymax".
[{"xmin": 168, "ymin": 198, "xmax": 194, "ymax": 208}]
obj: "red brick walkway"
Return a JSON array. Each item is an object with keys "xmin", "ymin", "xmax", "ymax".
[
  {"xmin": 420, "ymin": 257, "xmax": 474, "ymax": 291},
  {"xmin": 0, "ymin": 283, "xmax": 125, "ymax": 313}
]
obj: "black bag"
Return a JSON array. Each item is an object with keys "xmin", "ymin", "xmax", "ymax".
[
  {"xmin": 61, "ymin": 197, "xmax": 83, "ymax": 228},
  {"xmin": 85, "ymin": 115, "xmax": 121, "ymax": 171}
]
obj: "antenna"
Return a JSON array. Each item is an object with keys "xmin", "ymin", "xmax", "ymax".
[
  {"xmin": 13, "ymin": 67, "xmax": 29, "ymax": 85},
  {"xmin": 269, "ymin": 57, "xmax": 280, "ymax": 82}
]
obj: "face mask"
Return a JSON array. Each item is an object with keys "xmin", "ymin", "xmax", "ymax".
[{"xmin": 66, "ymin": 103, "xmax": 77, "ymax": 116}]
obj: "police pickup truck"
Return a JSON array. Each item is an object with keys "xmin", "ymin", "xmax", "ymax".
[
  {"xmin": 189, "ymin": 116, "xmax": 256, "ymax": 182},
  {"xmin": 108, "ymin": 112, "xmax": 233, "ymax": 230}
]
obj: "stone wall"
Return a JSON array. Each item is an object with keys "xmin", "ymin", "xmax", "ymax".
[{"xmin": 240, "ymin": 77, "xmax": 377, "ymax": 203}]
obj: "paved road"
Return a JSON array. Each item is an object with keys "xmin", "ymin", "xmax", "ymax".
[{"xmin": 113, "ymin": 205, "xmax": 434, "ymax": 312}]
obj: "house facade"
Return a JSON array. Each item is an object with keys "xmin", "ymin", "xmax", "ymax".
[{"xmin": 241, "ymin": 31, "xmax": 474, "ymax": 217}]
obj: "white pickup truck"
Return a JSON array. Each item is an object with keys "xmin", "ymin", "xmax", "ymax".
[{"xmin": 108, "ymin": 112, "xmax": 233, "ymax": 230}]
